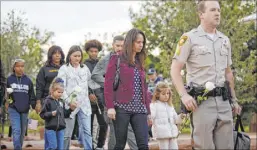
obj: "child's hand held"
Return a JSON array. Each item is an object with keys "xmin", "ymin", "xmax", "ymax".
[
  {"xmin": 69, "ymin": 102, "xmax": 77, "ymax": 110},
  {"xmin": 107, "ymin": 108, "xmax": 116, "ymax": 120},
  {"xmin": 176, "ymin": 113, "xmax": 185, "ymax": 124},
  {"xmin": 52, "ymin": 110, "xmax": 57, "ymax": 116}
]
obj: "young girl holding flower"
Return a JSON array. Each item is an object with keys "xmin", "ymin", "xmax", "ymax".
[{"xmin": 40, "ymin": 77, "xmax": 77, "ymax": 150}]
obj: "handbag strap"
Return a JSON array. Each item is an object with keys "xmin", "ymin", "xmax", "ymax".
[
  {"xmin": 116, "ymin": 55, "xmax": 120, "ymax": 72},
  {"xmin": 235, "ymin": 115, "xmax": 245, "ymax": 132},
  {"xmin": 112, "ymin": 54, "xmax": 120, "ymax": 92},
  {"xmin": 234, "ymin": 115, "xmax": 244, "ymax": 150},
  {"xmin": 114, "ymin": 55, "xmax": 120, "ymax": 82}
]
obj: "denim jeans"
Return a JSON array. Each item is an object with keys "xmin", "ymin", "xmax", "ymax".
[
  {"xmin": 64, "ymin": 109, "xmax": 92, "ymax": 150},
  {"xmin": 113, "ymin": 107, "xmax": 149, "ymax": 150},
  {"xmin": 8, "ymin": 107, "xmax": 28, "ymax": 150},
  {"xmin": 44, "ymin": 129, "xmax": 64, "ymax": 150}
]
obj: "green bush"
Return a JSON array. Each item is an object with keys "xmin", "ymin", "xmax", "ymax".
[{"xmin": 28, "ymin": 109, "xmax": 44, "ymax": 126}]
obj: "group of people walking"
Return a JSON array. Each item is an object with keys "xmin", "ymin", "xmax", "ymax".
[{"xmin": 0, "ymin": 1, "xmax": 242, "ymax": 150}]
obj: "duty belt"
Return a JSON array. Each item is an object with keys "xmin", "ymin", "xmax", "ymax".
[{"xmin": 206, "ymin": 87, "xmax": 224, "ymax": 97}]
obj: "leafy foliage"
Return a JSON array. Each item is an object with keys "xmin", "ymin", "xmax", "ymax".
[{"xmin": 1, "ymin": 10, "xmax": 54, "ymax": 82}]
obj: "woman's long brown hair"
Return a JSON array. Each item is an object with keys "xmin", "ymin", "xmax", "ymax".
[{"xmin": 122, "ymin": 28, "xmax": 147, "ymax": 68}]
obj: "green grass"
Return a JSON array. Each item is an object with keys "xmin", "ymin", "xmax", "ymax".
[
  {"xmin": 181, "ymin": 127, "xmax": 191, "ymax": 134},
  {"xmin": 3, "ymin": 125, "xmax": 9, "ymax": 134},
  {"xmin": 1, "ymin": 124, "xmax": 44, "ymax": 134},
  {"xmin": 244, "ymin": 126, "xmax": 249, "ymax": 132}
]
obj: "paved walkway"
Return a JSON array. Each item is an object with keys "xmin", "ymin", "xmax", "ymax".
[{"xmin": 1, "ymin": 133, "xmax": 256, "ymax": 150}]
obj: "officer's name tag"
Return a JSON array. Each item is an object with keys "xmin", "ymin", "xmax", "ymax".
[
  {"xmin": 198, "ymin": 45, "xmax": 206, "ymax": 50},
  {"xmin": 194, "ymin": 45, "xmax": 211, "ymax": 55}
]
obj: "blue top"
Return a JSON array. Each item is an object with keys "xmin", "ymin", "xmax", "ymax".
[
  {"xmin": 114, "ymin": 68, "xmax": 147, "ymax": 114},
  {"xmin": 7, "ymin": 74, "xmax": 36, "ymax": 113}
]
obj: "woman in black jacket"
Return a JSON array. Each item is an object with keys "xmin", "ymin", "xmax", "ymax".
[
  {"xmin": 36, "ymin": 45, "xmax": 65, "ymax": 110},
  {"xmin": 40, "ymin": 77, "xmax": 77, "ymax": 150}
]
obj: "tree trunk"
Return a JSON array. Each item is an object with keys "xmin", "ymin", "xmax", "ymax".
[{"xmin": 249, "ymin": 112, "xmax": 257, "ymax": 132}]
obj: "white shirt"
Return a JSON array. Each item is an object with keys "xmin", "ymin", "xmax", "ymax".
[{"xmin": 57, "ymin": 64, "xmax": 92, "ymax": 117}]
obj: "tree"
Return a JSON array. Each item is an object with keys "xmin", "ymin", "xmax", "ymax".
[
  {"xmin": 1, "ymin": 10, "xmax": 54, "ymax": 81},
  {"xmin": 130, "ymin": 1, "xmax": 256, "ymax": 106}
]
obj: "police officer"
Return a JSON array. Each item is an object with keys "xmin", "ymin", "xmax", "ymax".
[{"xmin": 170, "ymin": 0, "xmax": 241, "ymax": 149}]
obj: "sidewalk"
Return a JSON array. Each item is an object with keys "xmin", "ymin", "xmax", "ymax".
[{"xmin": 1, "ymin": 133, "xmax": 256, "ymax": 150}]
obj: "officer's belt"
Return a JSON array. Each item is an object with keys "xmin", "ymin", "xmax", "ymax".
[
  {"xmin": 205, "ymin": 87, "xmax": 224, "ymax": 97},
  {"xmin": 191, "ymin": 87, "xmax": 224, "ymax": 97}
]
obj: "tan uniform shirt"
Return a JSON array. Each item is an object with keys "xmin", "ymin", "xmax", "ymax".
[{"xmin": 173, "ymin": 25, "xmax": 232, "ymax": 87}]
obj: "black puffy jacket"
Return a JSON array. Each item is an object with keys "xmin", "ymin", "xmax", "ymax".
[{"xmin": 40, "ymin": 96, "xmax": 72, "ymax": 131}]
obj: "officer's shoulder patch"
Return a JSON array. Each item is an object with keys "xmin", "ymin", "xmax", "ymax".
[
  {"xmin": 175, "ymin": 35, "xmax": 189, "ymax": 55},
  {"xmin": 175, "ymin": 44, "xmax": 181, "ymax": 56},
  {"xmin": 178, "ymin": 35, "xmax": 188, "ymax": 46}
]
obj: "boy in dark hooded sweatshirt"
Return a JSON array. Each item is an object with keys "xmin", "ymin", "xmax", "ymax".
[{"xmin": 7, "ymin": 58, "xmax": 36, "ymax": 150}]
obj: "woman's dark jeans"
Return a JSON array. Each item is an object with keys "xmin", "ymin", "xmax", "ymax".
[{"xmin": 113, "ymin": 107, "xmax": 149, "ymax": 150}]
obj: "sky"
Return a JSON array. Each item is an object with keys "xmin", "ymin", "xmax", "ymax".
[{"xmin": 1, "ymin": 1, "xmax": 144, "ymax": 55}]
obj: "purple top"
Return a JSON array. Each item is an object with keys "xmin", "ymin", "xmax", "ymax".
[{"xmin": 114, "ymin": 68, "xmax": 147, "ymax": 114}]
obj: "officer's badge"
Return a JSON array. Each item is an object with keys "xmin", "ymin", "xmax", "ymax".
[
  {"xmin": 222, "ymin": 39, "xmax": 229, "ymax": 50},
  {"xmin": 175, "ymin": 35, "xmax": 188, "ymax": 55}
]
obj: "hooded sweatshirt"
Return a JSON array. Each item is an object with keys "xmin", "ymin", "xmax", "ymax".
[
  {"xmin": 7, "ymin": 74, "xmax": 36, "ymax": 113},
  {"xmin": 84, "ymin": 58, "xmax": 103, "ymax": 105},
  {"xmin": 40, "ymin": 96, "xmax": 72, "ymax": 131},
  {"xmin": 84, "ymin": 58, "xmax": 101, "ymax": 91},
  {"xmin": 36, "ymin": 64, "xmax": 61, "ymax": 103}
]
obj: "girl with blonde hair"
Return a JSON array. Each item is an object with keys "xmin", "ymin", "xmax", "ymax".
[{"xmin": 150, "ymin": 81, "xmax": 184, "ymax": 149}]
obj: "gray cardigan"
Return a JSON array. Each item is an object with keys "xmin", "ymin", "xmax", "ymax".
[{"xmin": 91, "ymin": 52, "xmax": 114, "ymax": 87}]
